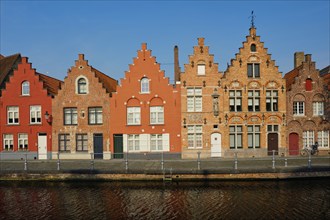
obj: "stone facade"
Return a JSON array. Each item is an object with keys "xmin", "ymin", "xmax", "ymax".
[
  {"xmin": 110, "ymin": 43, "xmax": 181, "ymax": 158},
  {"xmin": 284, "ymin": 54, "xmax": 330, "ymax": 155},
  {"xmin": 221, "ymin": 27, "xmax": 287, "ymax": 157},
  {"xmin": 180, "ymin": 38, "xmax": 223, "ymax": 159},
  {"xmin": 52, "ymin": 54, "xmax": 117, "ymax": 159}
]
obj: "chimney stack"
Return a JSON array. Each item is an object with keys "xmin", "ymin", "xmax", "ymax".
[
  {"xmin": 294, "ymin": 52, "xmax": 304, "ymax": 68},
  {"xmin": 174, "ymin": 45, "xmax": 180, "ymax": 82}
]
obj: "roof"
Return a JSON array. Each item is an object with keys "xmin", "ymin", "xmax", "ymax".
[
  {"xmin": 91, "ymin": 67, "xmax": 117, "ymax": 95},
  {"xmin": 320, "ymin": 65, "xmax": 330, "ymax": 76},
  {"xmin": 37, "ymin": 72, "xmax": 62, "ymax": 96},
  {"xmin": 283, "ymin": 65, "xmax": 303, "ymax": 90},
  {"xmin": 0, "ymin": 53, "xmax": 21, "ymax": 87}
]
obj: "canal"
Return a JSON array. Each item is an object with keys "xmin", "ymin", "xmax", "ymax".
[{"xmin": 0, "ymin": 179, "xmax": 329, "ymax": 219}]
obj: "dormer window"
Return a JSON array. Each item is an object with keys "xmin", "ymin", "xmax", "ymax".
[
  {"xmin": 197, "ymin": 64, "xmax": 205, "ymax": 75},
  {"xmin": 141, "ymin": 77, "xmax": 149, "ymax": 93},
  {"xmin": 250, "ymin": 44, "xmax": 256, "ymax": 52},
  {"xmin": 77, "ymin": 77, "xmax": 87, "ymax": 94},
  {"xmin": 22, "ymin": 81, "xmax": 30, "ymax": 96},
  {"xmin": 305, "ymin": 78, "xmax": 312, "ymax": 91}
]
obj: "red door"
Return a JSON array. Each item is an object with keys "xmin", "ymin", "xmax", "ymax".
[{"xmin": 289, "ymin": 133, "xmax": 299, "ymax": 155}]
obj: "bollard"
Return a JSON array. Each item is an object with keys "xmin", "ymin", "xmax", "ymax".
[
  {"xmin": 234, "ymin": 152, "xmax": 238, "ymax": 170},
  {"xmin": 24, "ymin": 153, "xmax": 28, "ymax": 171},
  {"xmin": 125, "ymin": 151, "xmax": 129, "ymax": 172},
  {"xmin": 90, "ymin": 153, "xmax": 94, "ymax": 171},
  {"xmin": 57, "ymin": 152, "xmax": 60, "ymax": 171},
  {"xmin": 197, "ymin": 152, "xmax": 201, "ymax": 170},
  {"xmin": 285, "ymin": 158, "xmax": 288, "ymax": 167},
  {"xmin": 161, "ymin": 152, "xmax": 164, "ymax": 171},
  {"xmin": 308, "ymin": 151, "xmax": 312, "ymax": 168},
  {"xmin": 272, "ymin": 150, "xmax": 275, "ymax": 169}
]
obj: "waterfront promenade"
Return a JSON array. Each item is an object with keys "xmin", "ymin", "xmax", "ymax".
[{"xmin": 0, "ymin": 155, "xmax": 329, "ymax": 181}]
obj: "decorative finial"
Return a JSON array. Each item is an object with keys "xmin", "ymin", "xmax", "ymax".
[{"xmin": 249, "ymin": 11, "xmax": 256, "ymax": 28}]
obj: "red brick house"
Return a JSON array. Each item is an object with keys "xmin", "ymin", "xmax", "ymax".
[
  {"xmin": 284, "ymin": 53, "xmax": 329, "ymax": 155},
  {"xmin": 110, "ymin": 43, "xmax": 181, "ymax": 158},
  {"xmin": 0, "ymin": 56, "xmax": 61, "ymax": 159},
  {"xmin": 52, "ymin": 54, "xmax": 117, "ymax": 159}
]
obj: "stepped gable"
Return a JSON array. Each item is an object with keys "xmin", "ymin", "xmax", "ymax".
[
  {"xmin": 0, "ymin": 53, "xmax": 21, "ymax": 88},
  {"xmin": 91, "ymin": 66, "xmax": 117, "ymax": 95},
  {"xmin": 283, "ymin": 65, "xmax": 303, "ymax": 90},
  {"xmin": 37, "ymin": 72, "xmax": 62, "ymax": 96}
]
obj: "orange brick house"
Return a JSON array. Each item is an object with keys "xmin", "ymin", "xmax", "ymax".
[
  {"xmin": 221, "ymin": 26, "xmax": 286, "ymax": 157},
  {"xmin": 110, "ymin": 43, "xmax": 181, "ymax": 158},
  {"xmin": 52, "ymin": 54, "xmax": 117, "ymax": 159}
]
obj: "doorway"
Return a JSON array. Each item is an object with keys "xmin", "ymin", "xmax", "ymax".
[
  {"xmin": 267, "ymin": 133, "xmax": 279, "ymax": 155},
  {"xmin": 211, "ymin": 133, "xmax": 221, "ymax": 157},
  {"xmin": 38, "ymin": 133, "xmax": 47, "ymax": 160},
  {"xmin": 113, "ymin": 134, "xmax": 124, "ymax": 159},
  {"xmin": 93, "ymin": 134, "xmax": 103, "ymax": 159},
  {"xmin": 289, "ymin": 133, "xmax": 299, "ymax": 155}
]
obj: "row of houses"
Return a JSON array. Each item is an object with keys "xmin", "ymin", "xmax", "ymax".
[{"xmin": 0, "ymin": 26, "xmax": 329, "ymax": 159}]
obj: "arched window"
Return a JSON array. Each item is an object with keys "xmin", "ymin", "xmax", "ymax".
[
  {"xmin": 250, "ymin": 44, "xmax": 256, "ymax": 52},
  {"xmin": 141, "ymin": 77, "xmax": 149, "ymax": 93},
  {"xmin": 305, "ymin": 78, "xmax": 312, "ymax": 91},
  {"xmin": 77, "ymin": 78, "xmax": 87, "ymax": 94},
  {"xmin": 22, "ymin": 81, "xmax": 30, "ymax": 96}
]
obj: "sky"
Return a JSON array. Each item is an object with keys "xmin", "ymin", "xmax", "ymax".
[{"xmin": 1, "ymin": 1, "xmax": 329, "ymax": 83}]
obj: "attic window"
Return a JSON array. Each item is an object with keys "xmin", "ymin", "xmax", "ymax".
[
  {"xmin": 250, "ymin": 44, "xmax": 256, "ymax": 52},
  {"xmin": 197, "ymin": 64, "xmax": 205, "ymax": 75},
  {"xmin": 141, "ymin": 77, "xmax": 150, "ymax": 93},
  {"xmin": 22, "ymin": 81, "xmax": 30, "ymax": 96},
  {"xmin": 77, "ymin": 77, "xmax": 88, "ymax": 94}
]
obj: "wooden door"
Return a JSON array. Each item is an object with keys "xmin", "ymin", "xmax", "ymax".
[
  {"xmin": 267, "ymin": 133, "xmax": 278, "ymax": 155},
  {"xmin": 289, "ymin": 133, "xmax": 299, "ymax": 155}
]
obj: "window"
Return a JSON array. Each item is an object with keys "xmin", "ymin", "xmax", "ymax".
[
  {"xmin": 127, "ymin": 107, "xmax": 141, "ymax": 125},
  {"xmin": 197, "ymin": 64, "xmax": 205, "ymax": 75},
  {"xmin": 230, "ymin": 126, "xmax": 243, "ymax": 149},
  {"xmin": 151, "ymin": 134, "xmax": 163, "ymax": 151},
  {"xmin": 247, "ymin": 63, "xmax": 260, "ymax": 78},
  {"xmin": 30, "ymin": 105, "xmax": 41, "ymax": 124},
  {"xmin": 229, "ymin": 90, "xmax": 242, "ymax": 112},
  {"xmin": 266, "ymin": 90, "xmax": 278, "ymax": 111},
  {"xmin": 313, "ymin": 102, "xmax": 324, "ymax": 116},
  {"xmin": 267, "ymin": 125, "xmax": 279, "ymax": 132},
  {"xmin": 3, "ymin": 134, "xmax": 13, "ymax": 151},
  {"xmin": 18, "ymin": 134, "xmax": 28, "ymax": 150},
  {"xmin": 64, "ymin": 108, "xmax": 77, "ymax": 125},
  {"xmin": 59, "ymin": 134, "xmax": 70, "ymax": 152},
  {"xmin": 248, "ymin": 90, "xmax": 260, "ymax": 111},
  {"xmin": 293, "ymin": 102, "xmax": 305, "ymax": 116},
  {"xmin": 128, "ymin": 134, "xmax": 140, "ymax": 151},
  {"xmin": 187, "ymin": 88, "xmax": 202, "ymax": 112},
  {"xmin": 187, "ymin": 125, "xmax": 203, "ymax": 149},
  {"xmin": 22, "ymin": 81, "xmax": 30, "ymax": 96},
  {"xmin": 89, "ymin": 107, "xmax": 103, "ymax": 124},
  {"xmin": 303, "ymin": 131, "xmax": 314, "ymax": 148},
  {"xmin": 248, "ymin": 125, "xmax": 260, "ymax": 148},
  {"xmin": 77, "ymin": 78, "xmax": 87, "ymax": 94},
  {"xmin": 141, "ymin": 78, "xmax": 149, "ymax": 93},
  {"xmin": 318, "ymin": 131, "xmax": 329, "ymax": 148},
  {"xmin": 305, "ymin": 78, "xmax": 312, "ymax": 91},
  {"xmin": 250, "ymin": 44, "xmax": 256, "ymax": 52},
  {"xmin": 76, "ymin": 134, "xmax": 88, "ymax": 151},
  {"xmin": 150, "ymin": 106, "xmax": 164, "ymax": 124},
  {"xmin": 7, "ymin": 106, "xmax": 19, "ymax": 124}
]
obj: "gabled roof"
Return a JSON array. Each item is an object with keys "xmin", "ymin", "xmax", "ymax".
[
  {"xmin": 0, "ymin": 53, "xmax": 21, "ymax": 87},
  {"xmin": 320, "ymin": 65, "xmax": 330, "ymax": 76},
  {"xmin": 37, "ymin": 72, "xmax": 62, "ymax": 96},
  {"xmin": 283, "ymin": 65, "xmax": 303, "ymax": 90},
  {"xmin": 91, "ymin": 67, "xmax": 117, "ymax": 95},
  {"xmin": 320, "ymin": 66, "xmax": 330, "ymax": 91}
]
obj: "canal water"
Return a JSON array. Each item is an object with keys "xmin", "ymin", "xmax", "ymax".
[{"xmin": 0, "ymin": 179, "xmax": 329, "ymax": 220}]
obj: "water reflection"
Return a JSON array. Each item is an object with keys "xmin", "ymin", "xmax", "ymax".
[{"xmin": 0, "ymin": 179, "xmax": 329, "ymax": 219}]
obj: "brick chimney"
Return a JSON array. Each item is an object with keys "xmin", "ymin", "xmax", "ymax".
[
  {"xmin": 305, "ymin": 54, "xmax": 312, "ymax": 63},
  {"xmin": 174, "ymin": 45, "xmax": 180, "ymax": 82},
  {"xmin": 294, "ymin": 52, "xmax": 304, "ymax": 68}
]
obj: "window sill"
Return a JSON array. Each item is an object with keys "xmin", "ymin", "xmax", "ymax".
[
  {"xmin": 126, "ymin": 124, "xmax": 141, "ymax": 126},
  {"xmin": 30, "ymin": 123, "xmax": 42, "ymax": 125},
  {"xmin": 6, "ymin": 123, "xmax": 20, "ymax": 126},
  {"xmin": 150, "ymin": 123, "xmax": 164, "ymax": 126}
]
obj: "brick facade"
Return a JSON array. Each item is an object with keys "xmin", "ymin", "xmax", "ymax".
[{"xmin": 52, "ymin": 54, "xmax": 117, "ymax": 159}]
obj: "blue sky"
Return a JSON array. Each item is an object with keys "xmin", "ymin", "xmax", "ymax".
[{"xmin": 1, "ymin": 1, "xmax": 329, "ymax": 82}]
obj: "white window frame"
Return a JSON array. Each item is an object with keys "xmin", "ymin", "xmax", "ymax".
[
  {"xmin": 128, "ymin": 134, "xmax": 140, "ymax": 151},
  {"xmin": 141, "ymin": 77, "xmax": 150, "ymax": 94},
  {"xmin": 187, "ymin": 125, "xmax": 203, "ymax": 149},
  {"xmin": 187, "ymin": 87, "xmax": 202, "ymax": 112},
  {"xmin": 22, "ymin": 81, "xmax": 30, "ymax": 96},
  {"xmin": 303, "ymin": 131, "xmax": 314, "ymax": 148},
  {"xmin": 248, "ymin": 125, "xmax": 260, "ymax": 149},
  {"xmin": 197, "ymin": 64, "xmax": 205, "ymax": 75},
  {"xmin": 18, "ymin": 133, "xmax": 28, "ymax": 150},
  {"xmin": 229, "ymin": 90, "xmax": 242, "ymax": 112},
  {"xmin": 313, "ymin": 102, "xmax": 324, "ymax": 116},
  {"xmin": 248, "ymin": 90, "xmax": 260, "ymax": 112},
  {"xmin": 127, "ymin": 107, "xmax": 141, "ymax": 125},
  {"xmin": 30, "ymin": 105, "xmax": 42, "ymax": 124},
  {"xmin": 318, "ymin": 131, "xmax": 329, "ymax": 148},
  {"xmin": 293, "ymin": 101, "xmax": 305, "ymax": 116},
  {"xmin": 230, "ymin": 125, "xmax": 243, "ymax": 149},
  {"xmin": 7, "ymin": 106, "xmax": 19, "ymax": 125},
  {"xmin": 76, "ymin": 76, "xmax": 88, "ymax": 94},
  {"xmin": 150, "ymin": 106, "xmax": 164, "ymax": 125},
  {"xmin": 3, "ymin": 134, "xmax": 14, "ymax": 151},
  {"xmin": 266, "ymin": 90, "xmax": 278, "ymax": 112},
  {"xmin": 150, "ymin": 134, "xmax": 163, "ymax": 151}
]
